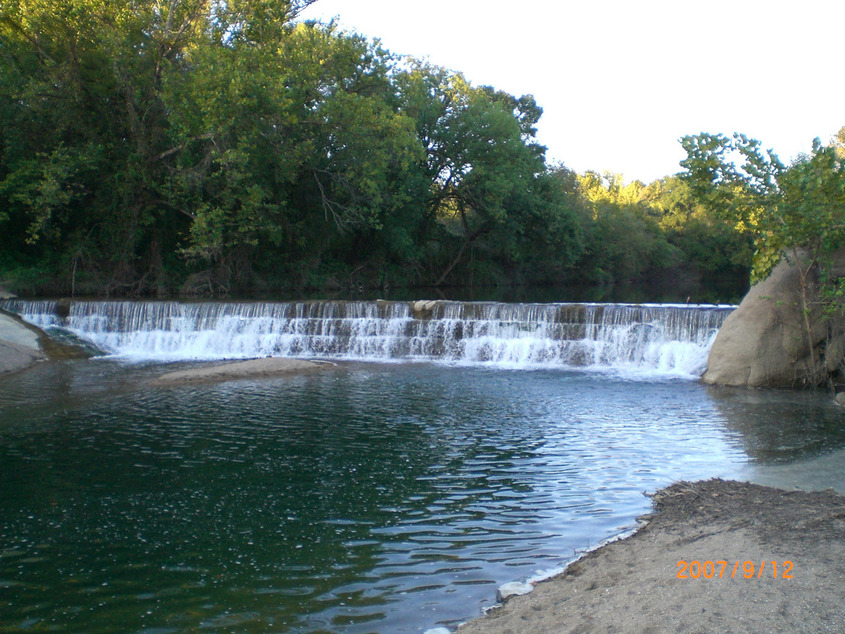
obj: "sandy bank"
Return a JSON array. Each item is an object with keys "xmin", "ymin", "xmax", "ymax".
[
  {"xmin": 457, "ymin": 479, "xmax": 845, "ymax": 633},
  {"xmin": 149, "ymin": 357, "xmax": 336, "ymax": 386}
]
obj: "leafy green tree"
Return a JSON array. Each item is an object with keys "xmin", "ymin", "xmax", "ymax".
[
  {"xmin": 572, "ymin": 171, "xmax": 683, "ymax": 284},
  {"xmin": 681, "ymin": 129, "xmax": 845, "ymax": 381},
  {"xmin": 564, "ymin": 170, "xmax": 752, "ymax": 297},
  {"xmin": 161, "ymin": 20, "xmax": 424, "ymax": 290},
  {"xmin": 0, "ymin": 0, "xmax": 215, "ymax": 292},
  {"xmin": 498, "ymin": 167, "xmax": 588, "ymax": 286},
  {"xmin": 394, "ymin": 63, "xmax": 570, "ymax": 286},
  {"xmin": 652, "ymin": 176, "xmax": 752, "ymax": 285},
  {"xmin": 0, "ymin": 0, "xmax": 669, "ymax": 298},
  {"xmin": 681, "ymin": 130, "xmax": 845, "ymax": 281}
]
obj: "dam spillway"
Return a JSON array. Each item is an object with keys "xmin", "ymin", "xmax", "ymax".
[{"xmin": 1, "ymin": 299, "xmax": 734, "ymax": 377}]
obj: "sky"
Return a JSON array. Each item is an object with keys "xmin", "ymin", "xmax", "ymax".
[{"xmin": 299, "ymin": 0, "xmax": 845, "ymax": 183}]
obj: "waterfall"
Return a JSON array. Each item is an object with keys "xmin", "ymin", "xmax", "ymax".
[{"xmin": 1, "ymin": 299, "xmax": 734, "ymax": 377}]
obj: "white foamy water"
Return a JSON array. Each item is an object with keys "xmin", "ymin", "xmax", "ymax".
[{"xmin": 1, "ymin": 299, "xmax": 734, "ymax": 378}]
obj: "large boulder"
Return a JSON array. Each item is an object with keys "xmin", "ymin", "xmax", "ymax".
[
  {"xmin": 0, "ymin": 307, "xmax": 92, "ymax": 376},
  {"xmin": 0, "ymin": 339, "xmax": 45, "ymax": 374},
  {"xmin": 0, "ymin": 310, "xmax": 46, "ymax": 375},
  {"xmin": 703, "ymin": 249, "xmax": 843, "ymax": 388}
]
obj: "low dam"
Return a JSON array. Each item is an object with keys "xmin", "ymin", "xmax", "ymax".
[{"xmin": 1, "ymin": 299, "xmax": 733, "ymax": 377}]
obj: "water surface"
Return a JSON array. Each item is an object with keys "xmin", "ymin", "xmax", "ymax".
[{"xmin": 2, "ymin": 359, "xmax": 843, "ymax": 632}]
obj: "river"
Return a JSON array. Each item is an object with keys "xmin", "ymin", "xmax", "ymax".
[{"xmin": 1, "ymin": 300, "xmax": 843, "ymax": 632}]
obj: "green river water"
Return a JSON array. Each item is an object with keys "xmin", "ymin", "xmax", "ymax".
[{"xmin": 2, "ymin": 358, "xmax": 844, "ymax": 632}]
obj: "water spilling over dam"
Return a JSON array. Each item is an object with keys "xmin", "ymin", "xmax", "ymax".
[{"xmin": 2, "ymin": 299, "xmax": 733, "ymax": 377}]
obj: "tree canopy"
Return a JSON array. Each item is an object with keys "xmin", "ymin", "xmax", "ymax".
[
  {"xmin": 681, "ymin": 130, "xmax": 845, "ymax": 283},
  {"xmin": 0, "ymin": 0, "xmax": 754, "ymax": 301},
  {"xmin": 681, "ymin": 129, "xmax": 845, "ymax": 384}
]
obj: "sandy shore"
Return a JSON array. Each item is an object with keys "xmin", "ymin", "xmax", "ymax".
[
  {"xmin": 149, "ymin": 357, "xmax": 336, "ymax": 386},
  {"xmin": 457, "ymin": 478, "xmax": 845, "ymax": 633}
]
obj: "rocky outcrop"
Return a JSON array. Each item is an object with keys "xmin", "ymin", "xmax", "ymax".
[
  {"xmin": 0, "ymin": 339, "xmax": 46, "ymax": 375},
  {"xmin": 149, "ymin": 357, "xmax": 336, "ymax": 387},
  {"xmin": 0, "ymin": 305, "xmax": 93, "ymax": 376},
  {"xmin": 0, "ymin": 309, "xmax": 47, "ymax": 375},
  {"xmin": 409, "ymin": 300, "xmax": 440, "ymax": 320},
  {"xmin": 703, "ymin": 249, "xmax": 845, "ymax": 387}
]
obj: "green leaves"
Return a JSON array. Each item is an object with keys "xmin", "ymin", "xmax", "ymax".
[
  {"xmin": 0, "ymin": 142, "xmax": 104, "ymax": 244},
  {"xmin": 311, "ymin": 90, "xmax": 421, "ymax": 231},
  {"xmin": 0, "ymin": 1, "xmax": 588, "ymax": 294},
  {"xmin": 681, "ymin": 130, "xmax": 845, "ymax": 282}
]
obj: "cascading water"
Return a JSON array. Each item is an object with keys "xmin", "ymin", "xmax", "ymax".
[{"xmin": 1, "ymin": 299, "xmax": 734, "ymax": 377}]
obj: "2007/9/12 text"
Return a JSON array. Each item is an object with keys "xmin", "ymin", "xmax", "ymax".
[{"xmin": 677, "ymin": 560, "xmax": 793, "ymax": 579}]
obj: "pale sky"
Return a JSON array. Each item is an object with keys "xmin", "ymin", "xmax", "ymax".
[{"xmin": 299, "ymin": 0, "xmax": 844, "ymax": 183}]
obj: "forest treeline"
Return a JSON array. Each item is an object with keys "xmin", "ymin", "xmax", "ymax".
[{"xmin": 0, "ymin": 0, "xmax": 754, "ymax": 300}]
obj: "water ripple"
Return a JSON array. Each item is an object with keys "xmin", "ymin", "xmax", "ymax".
[{"xmin": 2, "ymin": 361, "xmax": 840, "ymax": 632}]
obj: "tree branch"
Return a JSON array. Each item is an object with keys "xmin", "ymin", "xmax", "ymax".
[{"xmin": 155, "ymin": 133, "xmax": 215, "ymax": 161}]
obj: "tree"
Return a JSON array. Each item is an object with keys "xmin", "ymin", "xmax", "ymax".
[
  {"xmin": 0, "ymin": 1, "xmax": 591, "ymax": 296},
  {"xmin": 572, "ymin": 171, "xmax": 683, "ymax": 284},
  {"xmin": 652, "ymin": 175, "xmax": 753, "ymax": 285},
  {"xmin": 681, "ymin": 131, "xmax": 845, "ymax": 280},
  {"xmin": 0, "ymin": 0, "xmax": 216, "ymax": 292},
  {"xmin": 161, "ymin": 20, "xmax": 425, "ymax": 290},
  {"xmin": 394, "ymin": 63, "xmax": 558, "ymax": 286},
  {"xmin": 681, "ymin": 130, "xmax": 845, "ymax": 383}
]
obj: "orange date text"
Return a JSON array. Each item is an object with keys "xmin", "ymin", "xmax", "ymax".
[{"xmin": 676, "ymin": 560, "xmax": 793, "ymax": 579}]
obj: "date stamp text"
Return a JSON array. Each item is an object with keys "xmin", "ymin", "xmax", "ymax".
[{"xmin": 677, "ymin": 560, "xmax": 793, "ymax": 579}]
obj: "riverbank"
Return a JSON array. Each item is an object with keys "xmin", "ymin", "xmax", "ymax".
[{"xmin": 457, "ymin": 478, "xmax": 845, "ymax": 633}]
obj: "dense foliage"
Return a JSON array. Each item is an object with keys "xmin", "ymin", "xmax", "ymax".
[
  {"xmin": 0, "ymin": 0, "xmax": 750, "ymax": 299},
  {"xmin": 681, "ymin": 129, "xmax": 845, "ymax": 384},
  {"xmin": 681, "ymin": 130, "xmax": 845, "ymax": 284}
]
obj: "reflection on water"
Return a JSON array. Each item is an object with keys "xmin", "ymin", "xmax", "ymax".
[
  {"xmin": 707, "ymin": 386, "xmax": 845, "ymax": 462},
  {"xmin": 741, "ymin": 447, "xmax": 845, "ymax": 494},
  {"xmin": 0, "ymin": 360, "xmax": 843, "ymax": 632}
]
